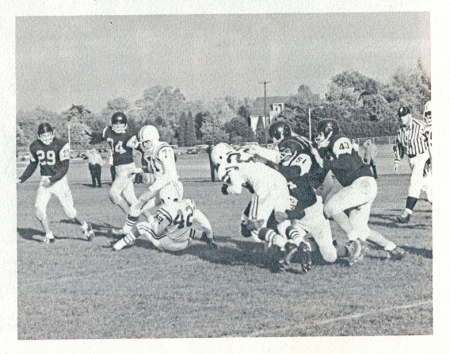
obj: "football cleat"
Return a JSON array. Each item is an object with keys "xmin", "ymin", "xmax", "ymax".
[
  {"xmin": 298, "ymin": 241, "xmax": 312, "ymax": 272},
  {"xmin": 348, "ymin": 239, "xmax": 364, "ymax": 266},
  {"xmin": 42, "ymin": 237, "xmax": 55, "ymax": 244},
  {"xmin": 84, "ymin": 222, "xmax": 95, "ymax": 241},
  {"xmin": 388, "ymin": 246, "xmax": 406, "ymax": 260},
  {"xmin": 396, "ymin": 214, "xmax": 411, "ymax": 224},
  {"xmin": 281, "ymin": 242, "xmax": 298, "ymax": 269}
]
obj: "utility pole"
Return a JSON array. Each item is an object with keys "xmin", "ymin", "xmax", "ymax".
[{"xmin": 259, "ymin": 81, "xmax": 271, "ymax": 146}]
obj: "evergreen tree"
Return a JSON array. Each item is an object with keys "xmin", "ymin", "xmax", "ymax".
[
  {"xmin": 178, "ymin": 112, "xmax": 187, "ymax": 146},
  {"xmin": 185, "ymin": 111, "xmax": 197, "ymax": 146}
]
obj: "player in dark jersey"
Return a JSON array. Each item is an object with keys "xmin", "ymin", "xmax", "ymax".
[
  {"xmin": 311, "ymin": 119, "xmax": 406, "ymax": 264},
  {"xmin": 17, "ymin": 123, "xmax": 95, "ymax": 243},
  {"xmin": 249, "ymin": 137, "xmax": 360, "ymax": 271},
  {"xmin": 86, "ymin": 112, "xmax": 140, "ymax": 214}
]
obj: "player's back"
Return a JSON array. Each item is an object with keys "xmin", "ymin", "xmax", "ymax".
[
  {"xmin": 239, "ymin": 161, "xmax": 287, "ymax": 195},
  {"xmin": 143, "ymin": 141, "xmax": 178, "ymax": 179},
  {"xmin": 158, "ymin": 199, "xmax": 196, "ymax": 241}
]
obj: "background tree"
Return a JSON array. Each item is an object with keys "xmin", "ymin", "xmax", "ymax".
[
  {"xmin": 177, "ymin": 112, "xmax": 187, "ymax": 146},
  {"xmin": 185, "ymin": 111, "xmax": 197, "ymax": 146},
  {"xmin": 225, "ymin": 117, "xmax": 256, "ymax": 144},
  {"xmin": 254, "ymin": 116, "xmax": 266, "ymax": 144}
]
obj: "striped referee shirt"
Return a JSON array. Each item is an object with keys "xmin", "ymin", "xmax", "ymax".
[{"xmin": 394, "ymin": 118, "xmax": 428, "ymax": 161}]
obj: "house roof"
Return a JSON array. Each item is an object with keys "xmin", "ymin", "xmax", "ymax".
[{"xmin": 250, "ymin": 96, "xmax": 290, "ymax": 116}]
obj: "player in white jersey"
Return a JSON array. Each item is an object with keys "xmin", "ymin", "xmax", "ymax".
[
  {"xmin": 120, "ymin": 125, "xmax": 183, "ymax": 235},
  {"xmin": 212, "ymin": 143, "xmax": 296, "ymax": 271},
  {"xmin": 112, "ymin": 186, "xmax": 217, "ymax": 252}
]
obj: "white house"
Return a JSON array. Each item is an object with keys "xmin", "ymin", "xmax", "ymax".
[{"xmin": 249, "ymin": 96, "xmax": 290, "ymax": 131}]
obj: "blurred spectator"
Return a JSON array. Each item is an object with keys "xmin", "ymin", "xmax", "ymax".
[
  {"xmin": 363, "ymin": 139, "xmax": 378, "ymax": 179},
  {"xmin": 87, "ymin": 149, "xmax": 103, "ymax": 187},
  {"xmin": 206, "ymin": 144, "xmax": 216, "ymax": 182},
  {"xmin": 108, "ymin": 152, "xmax": 116, "ymax": 183},
  {"xmin": 351, "ymin": 138, "xmax": 359, "ymax": 153},
  {"xmin": 133, "ymin": 149, "xmax": 143, "ymax": 184}
]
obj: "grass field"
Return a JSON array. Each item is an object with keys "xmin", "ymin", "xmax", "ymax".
[{"xmin": 16, "ymin": 146, "xmax": 433, "ymax": 341}]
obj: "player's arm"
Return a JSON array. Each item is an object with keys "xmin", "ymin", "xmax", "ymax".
[
  {"xmin": 17, "ymin": 150, "xmax": 38, "ymax": 183},
  {"xmin": 147, "ymin": 147, "xmax": 178, "ymax": 195},
  {"xmin": 85, "ymin": 127, "xmax": 106, "ymax": 145},
  {"xmin": 249, "ymin": 145, "xmax": 279, "ymax": 163},
  {"xmin": 223, "ymin": 168, "xmax": 243, "ymax": 195},
  {"xmin": 48, "ymin": 143, "xmax": 71, "ymax": 184},
  {"xmin": 194, "ymin": 209, "xmax": 219, "ymax": 249},
  {"xmin": 126, "ymin": 135, "xmax": 139, "ymax": 149}
]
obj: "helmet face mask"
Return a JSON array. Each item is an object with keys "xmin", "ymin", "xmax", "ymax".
[
  {"xmin": 37, "ymin": 123, "xmax": 54, "ymax": 145},
  {"xmin": 138, "ymin": 125, "xmax": 160, "ymax": 153},
  {"xmin": 111, "ymin": 112, "xmax": 128, "ymax": 134},
  {"xmin": 315, "ymin": 119, "xmax": 339, "ymax": 148},
  {"xmin": 269, "ymin": 121, "xmax": 291, "ymax": 142}
]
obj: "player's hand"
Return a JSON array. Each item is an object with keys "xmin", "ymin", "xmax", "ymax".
[
  {"xmin": 207, "ymin": 237, "xmax": 219, "ymax": 250},
  {"xmin": 275, "ymin": 211, "xmax": 288, "ymax": 223},
  {"xmin": 41, "ymin": 177, "xmax": 51, "ymax": 187},
  {"xmin": 246, "ymin": 219, "xmax": 265, "ymax": 231},
  {"xmin": 16, "ymin": 178, "xmax": 21, "ymax": 184},
  {"xmin": 393, "ymin": 162, "xmax": 399, "ymax": 172},
  {"xmin": 221, "ymin": 184, "xmax": 229, "ymax": 195}
]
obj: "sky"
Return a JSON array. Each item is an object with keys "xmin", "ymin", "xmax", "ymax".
[{"xmin": 15, "ymin": 12, "xmax": 430, "ymax": 114}]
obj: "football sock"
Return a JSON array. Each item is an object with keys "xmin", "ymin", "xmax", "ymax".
[
  {"xmin": 405, "ymin": 196, "xmax": 418, "ymax": 213},
  {"xmin": 258, "ymin": 228, "xmax": 287, "ymax": 249},
  {"xmin": 285, "ymin": 226, "xmax": 303, "ymax": 247},
  {"xmin": 123, "ymin": 215, "xmax": 139, "ymax": 234}
]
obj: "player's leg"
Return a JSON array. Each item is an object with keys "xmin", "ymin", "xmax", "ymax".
[
  {"xmin": 398, "ymin": 152, "xmax": 430, "ymax": 223},
  {"xmin": 34, "ymin": 181, "xmax": 54, "ymax": 242},
  {"xmin": 299, "ymin": 200, "xmax": 337, "ymax": 263},
  {"xmin": 54, "ymin": 176, "xmax": 95, "ymax": 241},
  {"xmin": 88, "ymin": 164, "xmax": 96, "ymax": 187},
  {"xmin": 109, "ymin": 164, "xmax": 135, "ymax": 213}
]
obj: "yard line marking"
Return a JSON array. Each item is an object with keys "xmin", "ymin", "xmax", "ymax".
[{"xmin": 245, "ymin": 300, "xmax": 433, "ymax": 337}]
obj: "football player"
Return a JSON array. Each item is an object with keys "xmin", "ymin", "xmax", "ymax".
[
  {"xmin": 112, "ymin": 185, "xmax": 217, "ymax": 252},
  {"xmin": 212, "ymin": 143, "xmax": 296, "ymax": 271},
  {"xmin": 86, "ymin": 112, "xmax": 140, "ymax": 214},
  {"xmin": 311, "ymin": 119, "xmax": 405, "ymax": 264},
  {"xmin": 247, "ymin": 121, "xmax": 311, "ymax": 164},
  {"xmin": 17, "ymin": 123, "xmax": 95, "ymax": 243},
  {"xmin": 252, "ymin": 137, "xmax": 360, "ymax": 271},
  {"xmin": 120, "ymin": 125, "xmax": 183, "ymax": 235}
]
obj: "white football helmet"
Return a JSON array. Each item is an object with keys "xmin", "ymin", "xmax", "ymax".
[
  {"xmin": 159, "ymin": 184, "xmax": 180, "ymax": 204},
  {"xmin": 138, "ymin": 125, "xmax": 160, "ymax": 153},
  {"xmin": 423, "ymin": 100, "xmax": 432, "ymax": 124},
  {"xmin": 210, "ymin": 143, "xmax": 233, "ymax": 167}
]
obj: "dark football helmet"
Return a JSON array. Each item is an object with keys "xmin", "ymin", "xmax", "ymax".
[
  {"xmin": 315, "ymin": 119, "xmax": 339, "ymax": 147},
  {"xmin": 269, "ymin": 121, "xmax": 291, "ymax": 141},
  {"xmin": 278, "ymin": 137, "xmax": 313, "ymax": 175},
  {"xmin": 37, "ymin": 122, "xmax": 54, "ymax": 145},
  {"xmin": 111, "ymin": 112, "xmax": 128, "ymax": 134}
]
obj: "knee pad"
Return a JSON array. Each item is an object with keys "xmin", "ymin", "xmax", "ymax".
[
  {"xmin": 64, "ymin": 206, "xmax": 77, "ymax": 220},
  {"xmin": 35, "ymin": 207, "xmax": 46, "ymax": 221}
]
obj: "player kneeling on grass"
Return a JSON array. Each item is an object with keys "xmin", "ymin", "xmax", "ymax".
[
  {"xmin": 211, "ymin": 143, "xmax": 297, "ymax": 272},
  {"xmin": 112, "ymin": 185, "xmax": 218, "ymax": 252},
  {"xmin": 311, "ymin": 119, "xmax": 406, "ymax": 264},
  {"xmin": 17, "ymin": 122, "xmax": 95, "ymax": 243}
]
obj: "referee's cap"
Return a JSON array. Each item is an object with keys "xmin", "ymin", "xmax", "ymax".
[{"xmin": 397, "ymin": 106, "xmax": 411, "ymax": 117}]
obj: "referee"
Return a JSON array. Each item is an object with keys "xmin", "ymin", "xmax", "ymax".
[{"xmin": 394, "ymin": 106, "xmax": 431, "ymax": 223}]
